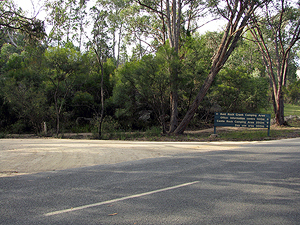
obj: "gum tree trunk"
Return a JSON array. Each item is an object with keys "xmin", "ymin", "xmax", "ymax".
[{"xmin": 174, "ymin": 0, "xmax": 258, "ymax": 134}]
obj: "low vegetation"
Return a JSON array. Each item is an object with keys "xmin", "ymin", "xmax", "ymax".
[{"xmin": 3, "ymin": 110, "xmax": 300, "ymax": 142}]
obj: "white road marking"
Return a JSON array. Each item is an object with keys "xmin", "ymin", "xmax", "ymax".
[{"xmin": 44, "ymin": 181, "xmax": 200, "ymax": 216}]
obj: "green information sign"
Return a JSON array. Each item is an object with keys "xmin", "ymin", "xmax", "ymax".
[{"xmin": 214, "ymin": 112, "xmax": 271, "ymax": 136}]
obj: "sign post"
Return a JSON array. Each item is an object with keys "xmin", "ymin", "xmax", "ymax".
[{"xmin": 214, "ymin": 112, "xmax": 271, "ymax": 136}]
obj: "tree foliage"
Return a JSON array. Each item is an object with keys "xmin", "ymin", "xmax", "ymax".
[
  {"xmin": 174, "ymin": 0, "xmax": 271, "ymax": 134},
  {"xmin": 44, "ymin": 43, "xmax": 83, "ymax": 135},
  {"xmin": 249, "ymin": 0, "xmax": 300, "ymax": 125},
  {"xmin": 1, "ymin": 41, "xmax": 48, "ymax": 133},
  {"xmin": 209, "ymin": 66, "xmax": 269, "ymax": 113},
  {"xmin": 1, "ymin": 0, "xmax": 299, "ymax": 136}
]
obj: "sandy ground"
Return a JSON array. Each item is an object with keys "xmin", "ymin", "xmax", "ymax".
[{"xmin": 0, "ymin": 138, "xmax": 243, "ymax": 177}]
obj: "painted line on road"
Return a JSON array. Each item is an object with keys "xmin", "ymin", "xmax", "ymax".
[{"xmin": 44, "ymin": 180, "xmax": 200, "ymax": 216}]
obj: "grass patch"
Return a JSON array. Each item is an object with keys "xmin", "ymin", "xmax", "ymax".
[
  {"xmin": 5, "ymin": 118, "xmax": 300, "ymax": 142},
  {"xmin": 214, "ymin": 128, "xmax": 300, "ymax": 141},
  {"xmin": 5, "ymin": 127, "xmax": 300, "ymax": 141},
  {"xmin": 284, "ymin": 104, "xmax": 300, "ymax": 117},
  {"xmin": 97, "ymin": 105, "xmax": 300, "ymax": 141},
  {"xmin": 89, "ymin": 126, "xmax": 299, "ymax": 142},
  {"xmin": 287, "ymin": 117, "xmax": 300, "ymax": 127},
  {"xmin": 261, "ymin": 103, "xmax": 300, "ymax": 117},
  {"xmin": 95, "ymin": 125, "xmax": 300, "ymax": 142}
]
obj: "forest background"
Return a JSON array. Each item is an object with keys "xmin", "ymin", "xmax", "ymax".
[{"xmin": 1, "ymin": 0, "xmax": 300, "ymax": 139}]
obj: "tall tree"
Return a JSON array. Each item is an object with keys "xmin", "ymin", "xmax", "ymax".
[
  {"xmin": 44, "ymin": 44, "xmax": 82, "ymax": 135},
  {"xmin": 112, "ymin": 34, "xmax": 213, "ymax": 133},
  {"xmin": 89, "ymin": 5, "xmax": 113, "ymax": 138},
  {"xmin": 98, "ymin": 0, "xmax": 129, "ymax": 66},
  {"xmin": 45, "ymin": 0, "xmax": 87, "ymax": 48},
  {"xmin": 135, "ymin": 0, "xmax": 207, "ymax": 133},
  {"xmin": 174, "ymin": 0, "xmax": 270, "ymax": 134},
  {"xmin": 1, "ymin": 42, "xmax": 48, "ymax": 134},
  {"xmin": 248, "ymin": 0, "xmax": 300, "ymax": 125}
]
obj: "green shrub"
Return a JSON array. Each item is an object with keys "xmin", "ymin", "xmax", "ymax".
[{"xmin": 145, "ymin": 126, "xmax": 161, "ymax": 136}]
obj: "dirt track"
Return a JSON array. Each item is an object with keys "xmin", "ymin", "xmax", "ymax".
[{"xmin": 0, "ymin": 138, "xmax": 243, "ymax": 177}]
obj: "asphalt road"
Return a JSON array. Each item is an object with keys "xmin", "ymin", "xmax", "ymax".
[{"xmin": 1, "ymin": 138, "xmax": 300, "ymax": 224}]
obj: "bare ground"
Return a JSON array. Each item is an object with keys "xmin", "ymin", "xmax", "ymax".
[
  {"xmin": 0, "ymin": 138, "xmax": 244, "ymax": 177},
  {"xmin": 1, "ymin": 125, "xmax": 300, "ymax": 177}
]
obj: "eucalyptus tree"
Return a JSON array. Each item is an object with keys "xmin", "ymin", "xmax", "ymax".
[
  {"xmin": 174, "ymin": 0, "xmax": 270, "ymax": 134},
  {"xmin": 112, "ymin": 48, "xmax": 171, "ymax": 133},
  {"xmin": 0, "ymin": 0, "xmax": 46, "ymax": 132},
  {"xmin": 97, "ymin": 0, "xmax": 130, "ymax": 66},
  {"xmin": 45, "ymin": 0, "xmax": 88, "ymax": 48},
  {"xmin": 89, "ymin": 4, "xmax": 114, "ymax": 138},
  {"xmin": 1, "ymin": 41, "xmax": 48, "ymax": 134},
  {"xmin": 44, "ymin": 44, "xmax": 82, "ymax": 135},
  {"xmin": 131, "ymin": 0, "xmax": 208, "ymax": 133},
  {"xmin": 132, "ymin": 0, "xmax": 207, "ymax": 49},
  {"xmin": 248, "ymin": 0, "xmax": 300, "ymax": 125},
  {"xmin": 112, "ymin": 34, "xmax": 213, "ymax": 133}
]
